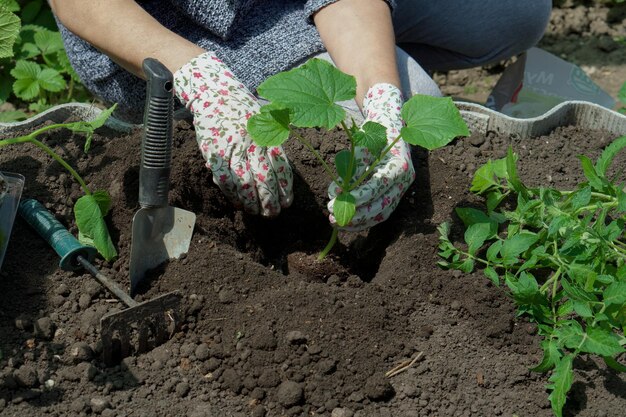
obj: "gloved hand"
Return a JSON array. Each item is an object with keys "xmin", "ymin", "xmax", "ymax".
[
  {"xmin": 328, "ymin": 83, "xmax": 415, "ymax": 231},
  {"xmin": 173, "ymin": 52, "xmax": 293, "ymax": 216}
]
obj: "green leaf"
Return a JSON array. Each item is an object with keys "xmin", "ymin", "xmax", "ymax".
[
  {"xmin": 92, "ymin": 189, "xmax": 112, "ymax": 216},
  {"xmin": 458, "ymin": 257, "xmax": 475, "ymax": 273},
  {"xmin": 1, "ymin": 1, "xmax": 20, "ymax": 12},
  {"xmin": 604, "ymin": 282, "xmax": 626, "ymax": 306},
  {"xmin": 10, "ymin": 59, "xmax": 41, "ymax": 100},
  {"xmin": 603, "ymin": 356, "xmax": 626, "ymax": 373},
  {"xmin": 335, "ymin": 149, "xmax": 354, "ymax": 184},
  {"xmin": 486, "ymin": 240, "xmax": 502, "ymax": 262},
  {"xmin": 0, "ymin": 110, "xmax": 27, "ymax": 122},
  {"xmin": 256, "ymin": 58, "xmax": 356, "ymax": 129},
  {"xmin": 595, "ymin": 136, "xmax": 626, "ymax": 176},
  {"xmin": 353, "ymin": 121, "xmax": 387, "ymax": 156},
  {"xmin": 547, "ymin": 354, "xmax": 573, "ymax": 417},
  {"xmin": 555, "ymin": 320, "xmax": 585, "ymax": 349},
  {"xmin": 20, "ymin": 0, "xmax": 42, "ymax": 23},
  {"xmin": 500, "ymin": 232, "xmax": 539, "ymax": 260},
  {"xmin": 38, "ymin": 68, "xmax": 65, "ymax": 92},
  {"xmin": 578, "ymin": 154, "xmax": 604, "ymax": 191},
  {"xmin": 531, "ymin": 338, "xmax": 561, "ymax": 372},
  {"xmin": 400, "ymin": 95, "xmax": 469, "ymax": 150},
  {"xmin": 464, "ymin": 222, "xmax": 494, "ymax": 254},
  {"xmin": 333, "ymin": 191, "xmax": 356, "ymax": 227},
  {"xmin": 506, "ymin": 271, "xmax": 540, "ymax": 305},
  {"xmin": 561, "ymin": 277, "xmax": 598, "ymax": 303},
  {"xmin": 74, "ymin": 193, "xmax": 117, "ymax": 261},
  {"xmin": 0, "ymin": 4, "xmax": 20, "ymax": 59},
  {"xmin": 470, "ymin": 157, "xmax": 508, "ymax": 194},
  {"xmin": 580, "ymin": 326, "xmax": 624, "ymax": 356},
  {"xmin": 570, "ymin": 186, "xmax": 591, "ymax": 211},
  {"xmin": 455, "ymin": 207, "xmax": 495, "ymax": 227},
  {"xmin": 483, "ymin": 266, "xmax": 500, "ymax": 286},
  {"xmin": 33, "ymin": 28, "xmax": 64, "ymax": 55},
  {"xmin": 247, "ymin": 106, "xmax": 291, "ymax": 147},
  {"xmin": 572, "ymin": 301, "xmax": 593, "ymax": 318}
]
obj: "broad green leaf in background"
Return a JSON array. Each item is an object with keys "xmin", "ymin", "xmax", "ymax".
[
  {"xmin": 74, "ymin": 191, "xmax": 117, "ymax": 261},
  {"xmin": 33, "ymin": 27, "xmax": 63, "ymax": 55},
  {"xmin": 256, "ymin": 58, "xmax": 356, "ymax": 129},
  {"xmin": 20, "ymin": 0, "xmax": 42, "ymax": 24},
  {"xmin": 0, "ymin": 109, "xmax": 27, "ymax": 122},
  {"xmin": 247, "ymin": 106, "xmax": 291, "ymax": 147},
  {"xmin": 0, "ymin": 3, "xmax": 20, "ymax": 58},
  {"xmin": 11, "ymin": 59, "xmax": 65, "ymax": 99},
  {"xmin": 400, "ymin": 95, "xmax": 469, "ymax": 150},
  {"xmin": 353, "ymin": 121, "xmax": 387, "ymax": 156},
  {"xmin": 11, "ymin": 59, "xmax": 41, "ymax": 99},
  {"xmin": 547, "ymin": 355, "xmax": 573, "ymax": 417},
  {"xmin": 333, "ymin": 192, "xmax": 356, "ymax": 227}
]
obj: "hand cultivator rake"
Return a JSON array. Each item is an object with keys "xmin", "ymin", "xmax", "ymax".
[{"xmin": 19, "ymin": 199, "xmax": 182, "ymax": 365}]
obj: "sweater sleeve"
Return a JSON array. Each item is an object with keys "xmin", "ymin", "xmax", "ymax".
[{"xmin": 304, "ymin": 0, "xmax": 396, "ymax": 21}]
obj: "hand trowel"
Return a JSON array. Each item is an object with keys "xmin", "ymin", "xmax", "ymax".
[{"xmin": 129, "ymin": 58, "xmax": 196, "ymax": 297}]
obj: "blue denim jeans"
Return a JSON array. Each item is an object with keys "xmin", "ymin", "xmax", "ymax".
[{"xmin": 311, "ymin": 0, "xmax": 552, "ymax": 122}]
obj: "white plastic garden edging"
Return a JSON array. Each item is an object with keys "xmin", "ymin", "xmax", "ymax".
[
  {"xmin": 457, "ymin": 100, "xmax": 626, "ymax": 139},
  {"xmin": 1, "ymin": 100, "xmax": 625, "ymax": 139}
]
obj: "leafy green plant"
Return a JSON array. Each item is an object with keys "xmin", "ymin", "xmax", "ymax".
[
  {"xmin": 438, "ymin": 141, "xmax": 626, "ymax": 417},
  {"xmin": 0, "ymin": 0, "xmax": 91, "ymax": 120},
  {"xmin": 0, "ymin": 105, "xmax": 118, "ymax": 261},
  {"xmin": 246, "ymin": 58, "xmax": 469, "ymax": 259}
]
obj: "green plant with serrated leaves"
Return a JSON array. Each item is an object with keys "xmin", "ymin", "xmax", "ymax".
[
  {"xmin": 0, "ymin": 104, "xmax": 118, "ymax": 261},
  {"xmin": 438, "ymin": 140, "xmax": 626, "ymax": 417},
  {"xmin": 0, "ymin": 0, "xmax": 91, "ymax": 122},
  {"xmin": 247, "ymin": 58, "xmax": 469, "ymax": 259}
]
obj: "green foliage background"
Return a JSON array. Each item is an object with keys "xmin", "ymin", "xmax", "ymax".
[{"xmin": 0, "ymin": 0, "xmax": 91, "ymax": 122}]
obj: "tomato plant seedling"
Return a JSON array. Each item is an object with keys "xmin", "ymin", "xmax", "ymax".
[
  {"xmin": 247, "ymin": 58, "xmax": 469, "ymax": 259},
  {"xmin": 438, "ymin": 139, "xmax": 626, "ymax": 417},
  {"xmin": 0, "ymin": 105, "xmax": 118, "ymax": 261}
]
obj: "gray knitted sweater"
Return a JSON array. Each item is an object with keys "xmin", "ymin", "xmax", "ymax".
[{"xmin": 58, "ymin": 0, "xmax": 394, "ymax": 122}]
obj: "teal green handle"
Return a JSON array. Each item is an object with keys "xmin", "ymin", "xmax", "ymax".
[{"xmin": 18, "ymin": 199, "xmax": 97, "ymax": 271}]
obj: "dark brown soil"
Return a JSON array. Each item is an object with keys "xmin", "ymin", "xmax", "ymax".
[
  {"xmin": 1, "ymin": 113, "xmax": 625, "ymax": 417},
  {"xmin": 1, "ymin": 4, "xmax": 626, "ymax": 416}
]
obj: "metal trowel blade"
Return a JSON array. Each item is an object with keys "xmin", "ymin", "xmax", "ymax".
[{"xmin": 129, "ymin": 206, "xmax": 195, "ymax": 296}]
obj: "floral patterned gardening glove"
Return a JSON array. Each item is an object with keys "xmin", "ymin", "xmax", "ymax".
[
  {"xmin": 173, "ymin": 52, "xmax": 293, "ymax": 216},
  {"xmin": 328, "ymin": 83, "xmax": 415, "ymax": 231}
]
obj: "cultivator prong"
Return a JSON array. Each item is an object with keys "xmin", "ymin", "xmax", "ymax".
[{"xmin": 100, "ymin": 292, "xmax": 182, "ymax": 365}]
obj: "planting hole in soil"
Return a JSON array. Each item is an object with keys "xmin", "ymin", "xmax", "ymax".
[{"xmin": 1, "ymin": 118, "xmax": 625, "ymax": 416}]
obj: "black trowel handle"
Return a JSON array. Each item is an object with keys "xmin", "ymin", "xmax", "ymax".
[{"xmin": 139, "ymin": 58, "xmax": 174, "ymax": 209}]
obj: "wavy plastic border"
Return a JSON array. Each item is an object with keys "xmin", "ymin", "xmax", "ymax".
[
  {"xmin": 457, "ymin": 100, "xmax": 626, "ymax": 139},
  {"xmin": 0, "ymin": 103, "xmax": 135, "ymax": 135},
  {"xmin": 1, "ymin": 100, "xmax": 625, "ymax": 139}
]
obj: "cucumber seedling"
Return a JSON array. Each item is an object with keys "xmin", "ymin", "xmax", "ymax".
[
  {"xmin": 0, "ymin": 105, "xmax": 118, "ymax": 261},
  {"xmin": 247, "ymin": 58, "xmax": 468, "ymax": 259}
]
